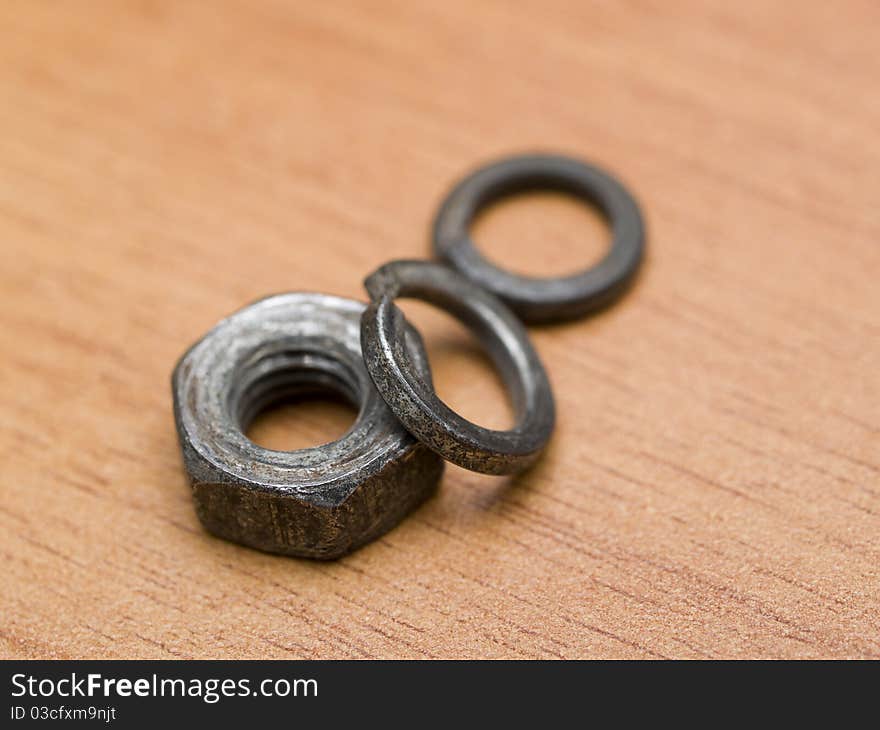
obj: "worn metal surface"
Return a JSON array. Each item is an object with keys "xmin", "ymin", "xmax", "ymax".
[
  {"xmin": 362, "ymin": 260, "xmax": 556, "ymax": 475},
  {"xmin": 433, "ymin": 153, "xmax": 646, "ymax": 323},
  {"xmin": 172, "ymin": 293, "xmax": 444, "ymax": 559}
]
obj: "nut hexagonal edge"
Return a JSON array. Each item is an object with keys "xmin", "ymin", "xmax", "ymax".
[{"xmin": 184, "ymin": 442, "xmax": 443, "ymax": 559}]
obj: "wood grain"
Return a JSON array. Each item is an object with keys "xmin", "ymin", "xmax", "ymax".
[{"xmin": 1, "ymin": 0, "xmax": 878, "ymax": 659}]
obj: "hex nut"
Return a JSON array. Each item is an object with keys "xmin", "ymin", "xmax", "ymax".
[{"xmin": 172, "ymin": 293, "xmax": 444, "ymax": 559}]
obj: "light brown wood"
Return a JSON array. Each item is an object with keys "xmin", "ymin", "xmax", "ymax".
[{"xmin": 1, "ymin": 0, "xmax": 878, "ymax": 660}]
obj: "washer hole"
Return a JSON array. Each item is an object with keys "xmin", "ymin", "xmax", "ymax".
[
  {"xmin": 470, "ymin": 189, "xmax": 610, "ymax": 278},
  {"xmin": 395, "ymin": 299, "xmax": 516, "ymax": 430}
]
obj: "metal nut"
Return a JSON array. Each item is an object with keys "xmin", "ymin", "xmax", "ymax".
[{"xmin": 172, "ymin": 293, "xmax": 444, "ymax": 559}]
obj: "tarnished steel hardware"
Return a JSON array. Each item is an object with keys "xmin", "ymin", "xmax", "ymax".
[
  {"xmin": 361, "ymin": 260, "xmax": 555, "ymax": 476},
  {"xmin": 172, "ymin": 293, "xmax": 444, "ymax": 559},
  {"xmin": 432, "ymin": 153, "xmax": 645, "ymax": 324},
  {"xmin": 171, "ymin": 152, "xmax": 644, "ymax": 557}
]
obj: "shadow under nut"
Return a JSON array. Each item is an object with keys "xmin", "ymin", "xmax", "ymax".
[{"xmin": 171, "ymin": 292, "xmax": 444, "ymax": 559}]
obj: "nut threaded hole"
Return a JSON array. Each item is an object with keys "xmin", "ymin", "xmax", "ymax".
[{"xmin": 231, "ymin": 348, "xmax": 363, "ymax": 452}]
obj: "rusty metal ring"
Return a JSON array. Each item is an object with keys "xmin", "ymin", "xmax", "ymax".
[
  {"xmin": 432, "ymin": 153, "xmax": 645, "ymax": 323},
  {"xmin": 361, "ymin": 260, "xmax": 555, "ymax": 475}
]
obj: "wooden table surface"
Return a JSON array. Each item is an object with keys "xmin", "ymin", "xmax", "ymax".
[{"xmin": 2, "ymin": 1, "xmax": 878, "ymax": 660}]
